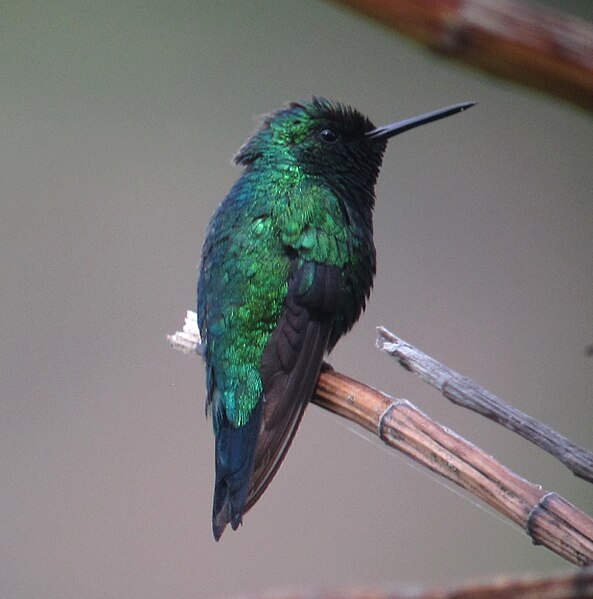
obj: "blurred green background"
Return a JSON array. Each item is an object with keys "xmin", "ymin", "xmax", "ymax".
[{"xmin": 2, "ymin": 1, "xmax": 592, "ymax": 597}]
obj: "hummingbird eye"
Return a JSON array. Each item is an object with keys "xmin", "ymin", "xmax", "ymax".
[{"xmin": 318, "ymin": 128, "xmax": 338, "ymax": 144}]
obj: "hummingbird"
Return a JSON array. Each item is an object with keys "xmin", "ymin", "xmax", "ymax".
[{"xmin": 197, "ymin": 97, "xmax": 473, "ymax": 539}]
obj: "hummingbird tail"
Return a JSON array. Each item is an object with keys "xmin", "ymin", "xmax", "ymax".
[{"xmin": 212, "ymin": 401, "xmax": 263, "ymax": 541}]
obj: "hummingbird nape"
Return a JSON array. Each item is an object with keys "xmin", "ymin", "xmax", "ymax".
[{"xmin": 197, "ymin": 97, "xmax": 474, "ymax": 539}]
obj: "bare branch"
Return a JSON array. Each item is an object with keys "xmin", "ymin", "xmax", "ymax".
[
  {"xmin": 219, "ymin": 568, "xmax": 593, "ymax": 598},
  {"xmin": 326, "ymin": 0, "xmax": 593, "ymax": 113},
  {"xmin": 314, "ymin": 368, "xmax": 593, "ymax": 566},
  {"xmin": 376, "ymin": 326, "xmax": 593, "ymax": 482}
]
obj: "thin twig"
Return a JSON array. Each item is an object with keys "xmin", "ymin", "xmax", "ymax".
[
  {"xmin": 168, "ymin": 312, "xmax": 593, "ymax": 566},
  {"xmin": 376, "ymin": 326, "xmax": 593, "ymax": 483},
  {"xmin": 326, "ymin": 0, "xmax": 593, "ymax": 113},
  {"xmin": 219, "ymin": 568, "xmax": 593, "ymax": 599}
]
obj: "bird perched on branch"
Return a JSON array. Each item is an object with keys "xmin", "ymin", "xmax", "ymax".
[{"xmin": 197, "ymin": 97, "xmax": 473, "ymax": 539}]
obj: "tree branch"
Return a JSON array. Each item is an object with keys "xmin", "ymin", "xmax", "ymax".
[
  {"xmin": 314, "ymin": 368, "xmax": 593, "ymax": 566},
  {"xmin": 376, "ymin": 326, "xmax": 593, "ymax": 482},
  {"xmin": 215, "ymin": 568, "xmax": 593, "ymax": 599},
  {"xmin": 326, "ymin": 0, "xmax": 593, "ymax": 113}
]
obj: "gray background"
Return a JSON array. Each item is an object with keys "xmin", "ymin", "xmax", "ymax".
[{"xmin": 2, "ymin": 1, "xmax": 592, "ymax": 597}]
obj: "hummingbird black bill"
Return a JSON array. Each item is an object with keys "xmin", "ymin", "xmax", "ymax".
[{"xmin": 365, "ymin": 101, "xmax": 475, "ymax": 141}]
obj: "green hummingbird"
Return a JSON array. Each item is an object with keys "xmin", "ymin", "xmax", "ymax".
[{"xmin": 197, "ymin": 97, "xmax": 473, "ymax": 539}]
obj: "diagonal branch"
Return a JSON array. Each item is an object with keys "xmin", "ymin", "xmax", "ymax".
[
  {"xmin": 314, "ymin": 368, "xmax": 593, "ymax": 566},
  {"xmin": 326, "ymin": 0, "xmax": 593, "ymax": 113},
  {"xmin": 376, "ymin": 326, "xmax": 593, "ymax": 482}
]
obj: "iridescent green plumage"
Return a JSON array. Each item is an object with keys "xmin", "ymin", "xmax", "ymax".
[{"xmin": 197, "ymin": 97, "xmax": 473, "ymax": 539}]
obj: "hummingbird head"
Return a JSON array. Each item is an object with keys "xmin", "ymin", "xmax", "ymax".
[
  {"xmin": 234, "ymin": 97, "xmax": 475, "ymax": 196},
  {"xmin": 234, "ymin": 97, "xmax": 387, "ymax": 192}
]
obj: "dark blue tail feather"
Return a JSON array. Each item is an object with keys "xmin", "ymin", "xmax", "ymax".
[{"xmin": 212, "ymin": 401, "xmax": 263, "ymax": 540}]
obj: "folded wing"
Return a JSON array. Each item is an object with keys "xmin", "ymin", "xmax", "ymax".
[{"xmin": 246, "ymin": 260, "xmax": 341, "ymax": 511}]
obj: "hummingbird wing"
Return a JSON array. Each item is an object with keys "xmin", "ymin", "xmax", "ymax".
[{"xmin": 245, "ymin": 259, "xmax": 341, "ymax": 512}]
